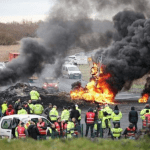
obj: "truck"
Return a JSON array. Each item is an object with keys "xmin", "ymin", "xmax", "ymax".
[{"xmin": 8, "ymin": 52, "xmax": 38, "ymax": 82}]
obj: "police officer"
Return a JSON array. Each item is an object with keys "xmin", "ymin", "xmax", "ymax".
[
  {"xmin": 111, "ymin": 105, "xmax": 122, "ymax": 127},
  {"xmin": 75, "ymin": 104, "xmax": 81, "ymax": 125},
  {"xmin": 61, "ymin": 106, "xmax": 69, "ymax": 122},
  {"xmin": 15, "ymin": 121, "xmax": 28, "ymax": 139},
  {"xmin": 1, "ymin": 101, "xmax": 8, "ymax": 115},
  {"xmin": 111, "ymin": 123, "xmax": 123, "ymax": 140},
  {"xmin": 17, "ymin": 106, "xmax": 28, "ymax": 114},
  {"xmin": 49, "ymin": 105, "xmax": 58, "ymax": 123},
  {"xmin": 30, "ymin": 87, "xmax": 41, "ymax": 104},
  {"xmin": 33, "ymin": 101, "xmax": 44, "ymax": 115}
]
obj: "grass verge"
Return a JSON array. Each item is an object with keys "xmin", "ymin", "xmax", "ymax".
[{"xmin": 0, "ymin": 137, "xmax": 150, "ymax": 150}]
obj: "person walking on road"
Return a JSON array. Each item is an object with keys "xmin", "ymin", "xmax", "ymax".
[
  {"xmin": 85, "ymin": 108, "xmax": 96, "ymax": 138},
  {"xmin": 129, "ymin": 106, "xmax": 138, "ymax": 130}
]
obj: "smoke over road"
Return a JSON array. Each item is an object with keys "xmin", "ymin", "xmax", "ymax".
[
  {"xmin": 95, "ymin": 10, "xmax": 150, "ymax": 94},
  {"xmin": 0, "ymin": 0, "xmax": 150, "ymax": 87}
]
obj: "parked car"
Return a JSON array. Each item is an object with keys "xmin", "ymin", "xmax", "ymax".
[
  {"xmin": 62, "ymin": 64, "xmax": 82, "ymax": 79},
  {"xmin": 42, "ymin": 77, "xmax": 59, "ymax": 93},
  {"xmin": 0, "ymin": 114, "xmax": 51, "ymax": 139}
]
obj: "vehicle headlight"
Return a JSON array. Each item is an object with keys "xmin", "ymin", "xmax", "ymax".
[{"xmin": 55, "ymin": 84, "xmax": 58, "ymax": 87}]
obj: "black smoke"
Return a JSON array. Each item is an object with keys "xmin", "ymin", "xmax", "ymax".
[
  {"xmin": 95, "ymin": 10, "xmax": 150, "ymax": 93},
  {"xmin": 0, "ymin": 0, "xmax": 150, "ymax": 86}
]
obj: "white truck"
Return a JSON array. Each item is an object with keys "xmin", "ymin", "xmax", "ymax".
[{"xmin": 0, "ymin": 114, "xmax": 51, "ymax": 139}]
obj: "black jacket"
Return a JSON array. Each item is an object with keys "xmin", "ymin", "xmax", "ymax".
[
  {"xmin": 129, "ymin": 107, "xmax": 138, "ymax": 123},
  {"xmin": 28, "ymin": 124, "xmax": 40, "ymax": 140},
  {"xmin": 44, "ymin": 107, "xmax": 51, "ymax": 116},
  {"xmin": 70, "ymin": 105, "xmax": 80, "ymax": 121}
]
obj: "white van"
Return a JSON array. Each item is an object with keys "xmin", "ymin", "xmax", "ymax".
[
  {"xmin": 0, "ymin": 114, "xmax": 51, "ymax": 139},
  {"xmin": 62, "ymin": 64, "xmax": 82, "ymax": 79}
]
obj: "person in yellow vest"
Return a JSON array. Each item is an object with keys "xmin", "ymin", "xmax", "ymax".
[
  {"xmin": 75, "ymin": 104, "xmax": 81, "ymax": 125},
  {"xmin": 1, "ymin": 101, "xmax": 8, "ymax": 115},
  {"xmin": 103, "ymin": 104, "xmax": 113, "ymax": 120},
  {"xmin": 49, "ymin": 105, "xmax": 58, "ymax": 123},
  {"xmin": 17, "ymin": 106, "xmax": 28, "ymax": 114},
  {"xmin": 30, "ymin": 87, "xmax": 41, "ymax": 104},
  {"xmin": 111, "ymin": 123, "xmax": 123, "ymax": 140},
  {"xmin": 94, "ymin": 105, "xmax": 103, "ymax": 137},
  {"xmin": 111, "ymin": 105, "xmax": 122, "ymax": 127},
  {"xmin": 140, "ymin": 104, "xmax": 150, "ymax": 117},
  {"xmin": 25, "ymin": 119, "xmax": 31, "ymax": 129},
  {"xmin": 28, "ymin": 100, "xmax": 34, "ymax": 114},
  {"xmin": 61, "ymin": 106, "xmax": 69, "ymax": 122},
  {"xmin": 32, "ymin": 101, "xmax": 44, "ymax": 115},
  {"xmin": 102, "ymin": 111, "xmax": 111, "ymax": 138},
  {"xmin": 67, "ymin": 118, "xmax": 75, "ymax": 138}
]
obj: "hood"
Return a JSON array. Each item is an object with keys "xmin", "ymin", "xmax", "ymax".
[
  {"xmin": 114, "ymin": 105, "xmax": 119, "ymax": 111},
  {"xmin": 131, "ymin": 106, "xmax": 135, "ymax": 110},
  {"xmin": 114, "ymin": 110, "xmax": 119, "ymax": 115},
  {"xmin": 129, "ymin": 124, "xmax": 134, "ymax": 129},
  {"xmin": 88, "ymin": 108, "xmax": 93, "ymax": 112},
  {"xmin": 72, "ymin": 105, "xmax": 76, "ymax": 110}
]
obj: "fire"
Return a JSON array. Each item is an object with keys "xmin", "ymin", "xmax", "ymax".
[
  {"xmin": 138, "ymin": 93, "xmax": 149, "ymax": 103},
  {"xmin": 70, "ymin": 63, "xmax": 116, "ymax": 104}
]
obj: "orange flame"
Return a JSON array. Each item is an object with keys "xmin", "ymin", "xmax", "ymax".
[
  {"xmin": 70, "ymin": 63, "xmax": 116, "ymax": 104},
  {"xmin": 138, "ymin": 93, "xmax": 149, "ymax": 103}
]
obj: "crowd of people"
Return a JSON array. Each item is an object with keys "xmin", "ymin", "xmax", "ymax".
[{"xmin": 0, "ymin": 89, "xmax": 150, "ymax": 140}]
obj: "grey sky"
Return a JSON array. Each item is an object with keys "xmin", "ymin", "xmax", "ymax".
[{"xmin": 0, "ymin": 0, "xmax": 56, "ymax": 22}]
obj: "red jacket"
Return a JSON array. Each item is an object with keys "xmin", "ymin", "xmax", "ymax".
[
  {"xmin": 37, "ymin": 122, "xmax": 46, "ymax": 135},
  {"xmin": 86, "ymin": 112, "xmax": 95, "ymax": 124},
  {"xmin": 6, "ymin": 109, "xmax": 15, "ymax": 116},
  {"xmin": 143, "ymin": 114, "xmax": 150, "ymax": 127},
  {"xmin": 126, "ymin": 127, "xmax": 136, "ymax": 137},
  {"xmin": 17, "ymin": 126, "xmax": 26, "ymax": 138}
]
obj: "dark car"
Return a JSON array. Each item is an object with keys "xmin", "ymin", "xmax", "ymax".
[{"xmin": 42, "ymin": 78, "xmax": 59, "ymax": 93}]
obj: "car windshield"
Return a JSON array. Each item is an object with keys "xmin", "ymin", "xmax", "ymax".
[{"xmin": 68, "ymin": 67, "xmax": 79, "ymax": 71}]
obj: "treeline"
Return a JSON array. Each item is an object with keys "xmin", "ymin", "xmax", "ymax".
[{"xmin": 0, "ymin": 20, "xmax": 42, "ymax": 45}]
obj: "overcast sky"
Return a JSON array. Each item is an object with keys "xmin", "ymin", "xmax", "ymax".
[{"xmin": 0, "ymin": 0, "xmax": 56, "ymax": 23}]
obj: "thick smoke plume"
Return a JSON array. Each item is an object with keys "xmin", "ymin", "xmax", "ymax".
[
  {"xmin": 95, "ymin": 10, "xmax": 150, "ymax": 93},
  {"xmin": 0, "ymin": 0, "xmax": 150, "ymax": 86}
]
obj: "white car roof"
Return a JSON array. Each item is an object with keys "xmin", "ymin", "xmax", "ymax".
[{"xmin": 2, "ymin": 114, "xmax": 43, "ymax": 120}]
